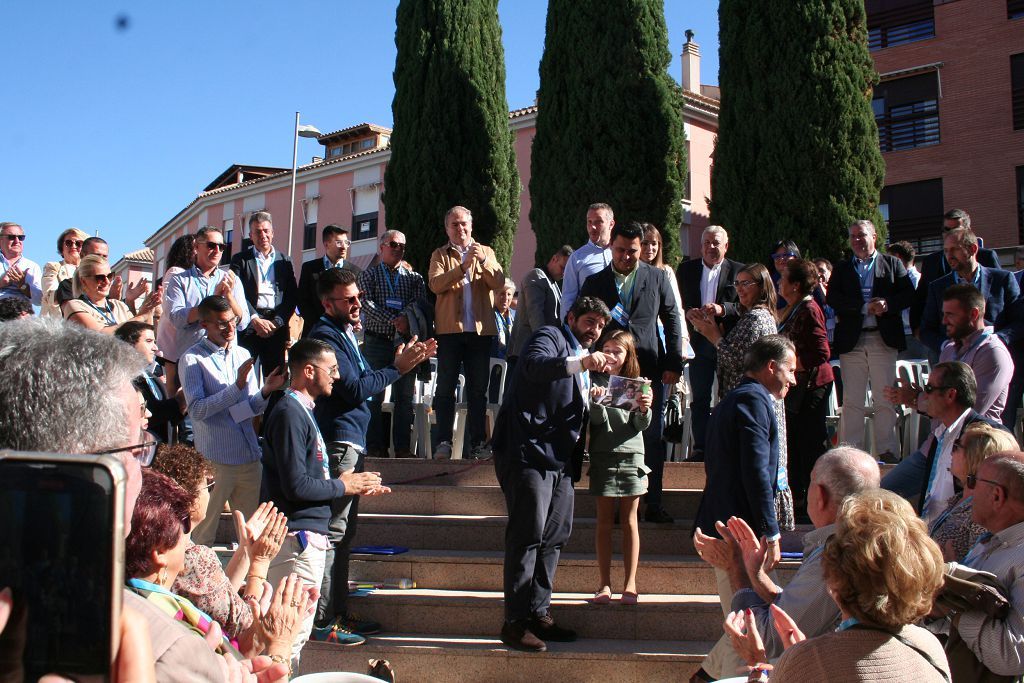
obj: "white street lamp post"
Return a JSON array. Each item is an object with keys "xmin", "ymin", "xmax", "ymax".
[{"xmin": 287, "ymin": 112, "xmax": 322, "ymax": 257}]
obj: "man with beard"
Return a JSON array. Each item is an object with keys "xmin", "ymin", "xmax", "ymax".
[{"xmin": 492, "ymin": 296, "xmax": 612, "ymax": 652}]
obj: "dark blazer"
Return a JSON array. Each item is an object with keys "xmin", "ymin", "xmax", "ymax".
[
  {"xmin": 910, "ymin": 247, "xmax": 1000, "ymax": 330},
  {"xmin": 917, "ymin": 409, "xmax": 1009, "ymax": 511},
  {"xmin": 676, "ymin": 257, "xmax": 745, "ymax": 359},
  {"xmin": 579, "ymin": 262, "xmax": 685, "ymax": 378},
  {"xmin": 693, "ymin": 377, "xmax": 780, "ymax": 539},
  {"xmin": 919, "ymin": 266, "xmax": 1022, "ymax": 353},
  {"xmin": 508, "ymin": 267, "xmax": 561, "ymax": 359},
  {"xmin": 826, "ymin": 252, "xmax": 914, "ymax": 354},
  {"xmin": 492, "ymin": 325, "xmax": 588, "ymax": 479},
  {"xmin": 229, "ymin": 247, "xmax": 298, "ymax": 328},
  {"xmin": 297, "ymin": 256, "xmax": 363, "ymax": 338}
]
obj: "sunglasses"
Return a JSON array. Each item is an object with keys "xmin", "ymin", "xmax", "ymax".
[
  {"xmin": 921, "ymin": 384, "xmax": 950, "ymax": 394},
  {"xmin": 327, "ymin": 294, "xmax": 363, "ymax": 305},
  {"xmin": 93, "ymin": 431, "xmax": 159, "ymax": 466},
  {"xmin": 733, "ymin": 279, "xmax": 758, "ymax": 288},
  {"xmin": 967, "ymin": 474, "xmax": 1004, "ymax": 490},
  {"xmin": 64, "ymin": 239, "xmax": 84, "ymax": 249},
  {"xmin": 203, "ymin": 242, "xmax": 226, "ymax": 252},
  {"xmin": 384, "ymin": 241, "xmax": 406, "ymax": 250},
  {"xmin": 89, "ymin": 273, "xmax": 113, "ymax": 284},
  {"xmin": 2, "ymin": 234, "xmax": 25, "ymax": 242},
  {"xmin": 771, "ymin": 252, "xmax": 797, "ymax": 260}
]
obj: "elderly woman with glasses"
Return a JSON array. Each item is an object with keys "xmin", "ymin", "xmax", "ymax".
[
  {"xmin": 63, "ymin": 255, "xmax": 161, "ymax": 333},
  {"xmin": 40, "ymin": 227, "xmax": 88, "ymax": 318},
  {"xmin": 930, "ymin": 423, "xmax": 1018, "ymax": 562}
]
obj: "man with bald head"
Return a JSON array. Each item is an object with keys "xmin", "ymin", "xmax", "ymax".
[{"xmin": 692, "ymin": 446, "xmax": 880, "ymax": 679}]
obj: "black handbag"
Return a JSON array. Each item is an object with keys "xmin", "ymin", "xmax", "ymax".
[{"xmin": 662, "ymin": 392, "xmax": 684, "ymax": 444}]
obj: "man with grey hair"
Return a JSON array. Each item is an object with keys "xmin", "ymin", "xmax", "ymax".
[
  {"xmin": 677, "ymin": 225, "xmax": 744, "ymax": 462},
  {"xmin": 560, "ymin": 202, "xmax": 615, "ymax": 317},
  {"xmin": 693, "ymin": 446, "xmax": 881, "ymax": 679},
  {"xmin": 357, "ymin": 229, "xmax": 426, "ymax": 457},
  {"xmin": 0, "ymin": 222, "xmax": 41, "ymax": 305},
  {"xmin": 827, "ymin": 219, "xmax": 914, "ymax": 459}
]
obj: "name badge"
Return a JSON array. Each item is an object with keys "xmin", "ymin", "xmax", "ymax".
[
  {"xmin": 386, "ymin": 297, "xmax": 403, "ymax": 311},
  {"xmin": 610, "ymin": 302, "xmax": 630, "ymax": 326}
]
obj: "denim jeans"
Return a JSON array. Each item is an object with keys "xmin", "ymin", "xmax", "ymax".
[
  {"xmin": 433, "ymin": 332, "xmax": 493, "ymax": 452},
  {"xmin": 363, "ymin": 333, "xmax": 415, "ymax": 452},
  {"xmin": 881, "ymin": 447, "xmax": 929, "ymax": 501}
]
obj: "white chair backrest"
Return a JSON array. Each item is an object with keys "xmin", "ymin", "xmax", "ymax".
[{"xmin": 489, "ymin": 357, "xmax": 507, "ymax": 405}]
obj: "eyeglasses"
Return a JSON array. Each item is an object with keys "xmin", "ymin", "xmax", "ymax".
[
  {"xmin": 63, "ymin": 239, "xmax": 84, "ymax": 249},
  {"xmin": 733, "ymin": 279, "xmax": 758, "ymax": 288},
  {"xmin": 771, "ymin": 252, "xmax": 797, "ymax": 261},
  {"xmin": 383, "ymin": 241, "xmax": 406, "ymax": 250},
  {"xmin": 89, "ymin": 273, "xmax": 112, "ymax": 284},
  {"xmin": 921, "ymin": 384, "xmax": 950, "ymax": 394},
  {"xmin": 967, "ymin": 474, "xmax": 1005, "ymax": 491},
  {"xmin": 206, "ymin": 316, "xmax": 241, "ymax": 330},
  {"xmin": 311, "ymin": 364, "xmax": 341, "ymax": 378},
  {"xmin": 330, "ymin": 240, "xmax": 351, "ymax": 248},
  {"xmin": 2, "ymin": 234, "xmax": 25, "ymax": 242},
  {"xmin": 93, "ymin": 432, "xmax": 159, "ymax": 467},
  {"xmin": 202, "ymin": 242, "xmax": 226, "ymax": 252}
]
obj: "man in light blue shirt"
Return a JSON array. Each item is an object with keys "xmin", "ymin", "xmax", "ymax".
[
  {"xmin": 164, "ymin": 226, "xmax": 250, "ymax": 362},
  {"xmin": 560, "ymin": 203, "xmax": 614, "ymax": 317},
  {"xmin": 180, "ymin": 295, "xmax": 286, "ymax": 546}
]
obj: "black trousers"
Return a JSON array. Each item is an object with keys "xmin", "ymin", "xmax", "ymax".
[
  {"xmin": 784, "ymin": 381, "xmax": 833, "ymax": 503},
  {"xmin": 496, "ymin": 458, "xmax": 574, "ymax": 623},
  {"xmin": 239, "ymin": 324, "xmax": 289, "ymax": 378}
]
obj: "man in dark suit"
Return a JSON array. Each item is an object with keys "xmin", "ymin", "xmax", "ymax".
[
  {"xmin": 297, "ymin": 225, "xmax": 362, "ymax": 338},
  {"xmin": 827, "ymin": 219, "xmax": 915, "ymax": 458},
  {"xmin": 229, "ymin": 211, "xmax": 298, "ymax": 377},
  {"xmin": 580, "ymin": 222, "xmax": 684, "ymax": 523},
  {"xmin": 676, "ymin": 226, "xmax": 744, "ymax": 463},
  {"xmin": 692, "ymin": 335, "xmax": 796, "ymax": 643},
  {"xmin": 919, "ymin": 227, "xmax": 1021, "ymax": 353},
  {"xmin": 910, "ymin": 208, "xmax": 999, "ymax": 334},
  {"xmin": 492, "ymin": 296, "xmax": 611, "ymax": 652},
  {"xmin": 507, "ymin": 245, "xmax": 572, "ymax": 371}
]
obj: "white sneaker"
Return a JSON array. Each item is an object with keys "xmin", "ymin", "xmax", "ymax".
[{"xmin": 433, "ymin": 441, "xmax": 453, "ymax": 459}]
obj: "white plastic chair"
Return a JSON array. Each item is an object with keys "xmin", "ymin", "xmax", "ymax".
[{"xmin": 291, "ymin": 673, "xmax": 383, "ymax": 683}]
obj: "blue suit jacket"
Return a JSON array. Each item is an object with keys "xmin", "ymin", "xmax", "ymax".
[
  {"xmin": 693, "ymin": 377, "xmax": 780, "ymax": 539},
  {"xmin": 492, "ymin": 325, "xmax": 588, "ymax": 478},
  {"xmin": 919, "ymin": 266, "xmax": 1022, "ymax": 353}
]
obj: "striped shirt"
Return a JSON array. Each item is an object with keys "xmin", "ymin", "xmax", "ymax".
[
  {"xmin": 164, "ymin": 266, "xmax": 251, "ymax": 361},
  {"xmin": 357, "ymin": 263, "xmax": 425, "ymax": 337},
  {"xmin": 956, "ymin": 519, "xmax": 1024, "ymax": 677},
  {"xmin": 0, "ymin": 253, "xmax": 42, "ymax": 305},
  {"xmin": 179, "ymin": 338, "xmax": 267, "ymax": 465}
]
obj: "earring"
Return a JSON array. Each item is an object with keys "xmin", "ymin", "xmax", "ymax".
[{"xmin": 158, "ymin": 568, "xmax": 167, "ymax": 587}]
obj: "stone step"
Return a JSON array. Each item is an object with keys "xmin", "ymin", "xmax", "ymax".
[
  {"xmin": 360, "ymin": 484, "xmax": 704, "ymax": 518},
  {"xmin": 366, "ymin": 457, "xmax": 710, "ymax": 490},
  {"xmin": 350, "ymin": 548, "xmax": 799, "ymax": 595},
  {"xmin": 346, "ymin": 588, "xmax": 725, "ymax": 641},
  {"xmin": 299, "ymin": 634, "xmax": 711, "ymax": 682}
]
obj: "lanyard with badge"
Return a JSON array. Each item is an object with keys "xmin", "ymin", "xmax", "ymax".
[
  {"xmin": 320, "ymin": 315, "xmax": 367, "ymax": 372},
  {"xmin": 189, "ymin": 267, "xmax": 219, "ymax": 301},
  {"xmin": 380, "ymin": 264, "xmax": 404, "ymax": 311},
  {"xmin": 495, "ymin": 310, "xmax": 511, "ymax": 345},
  {"xmin": 208, "ymin": 347, "xmax": 236, "ymax": 385},
  {"xmin": 256, "ymin": 252, "xmax": 275, "ymax": 283},
  {"xmin": 610, "ymin": 271, "xmax": 635, "ymax": 326},
  {"xmin": 82, "ymin": 296, "xmax": 117, "ymax": 326},
  {"xmin": 285, "ymin": 389, "xmax": 329, "ymax": 478}
]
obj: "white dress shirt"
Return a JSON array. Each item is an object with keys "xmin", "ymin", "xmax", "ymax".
[{"xmin": 700, "ymin": 261, "xmax": 723, "ymax": 307}]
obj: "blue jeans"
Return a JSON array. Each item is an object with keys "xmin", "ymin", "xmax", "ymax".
[
  {"xmin": 363, "ymin": 333, "xmax": 415, "ymax": 452},
  {"xmin": 881, "ymin": 447, "xmax": 928, "ymax": 502},
  {"xmin": 433, "ymin": 332, "xmax": 493, "ymax": 452},
  {"xmin": 689, "ymin": 354, "xmax": 717, "ymax": 454}
]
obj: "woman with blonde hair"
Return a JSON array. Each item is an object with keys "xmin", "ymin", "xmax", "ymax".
[
  {"xmin": 64, "ymin": 254, "xmax": 160, "ymax": 333},
  {"xmin": 727, "ymin": 489, "xmax": 950, "ymax": 681},
  {"xmin": 930, "ymin": 423, "xmax": 1018, "ymax": 561},
  {"xmin": 40, "ymin": 227, "xmax": 88, "ymax": 317}
]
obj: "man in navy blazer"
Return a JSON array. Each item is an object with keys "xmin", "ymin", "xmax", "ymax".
[
  {"xmin": 579, "ymin": 222, "xmax": 684, "ymax": 523},
  {"xmin": 827, "ymin": 220, "xmax": 915, "ymax": 457},
  {"xmin": 676, "ymin": 226, "xmax": 744, "ymax": 463},
  {"xmin": 229, "ymin": 211, "xmax": 298, "ymax": 377},
  {"xmin": 693, "ymin": 336, "xmax": 796, "ymax": 616},
  {"xmin": 309, "ymin": 267, "xmax": 436, "ymax": 638},
  {"xmin": 919, "ymin": 227, "xmax": 1021, "ymax": 354},
  {"xmin": 910, "ymin": 208, "xmax": 999, "ymax": 333},
  {"xmin": 492, "ymin": 296, "xmax": 611, "ymax": 652}
]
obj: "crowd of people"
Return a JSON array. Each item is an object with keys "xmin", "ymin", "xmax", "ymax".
[{"xmin": 1, "ymin": 203, "xmax": 1024, "ymax": 682}]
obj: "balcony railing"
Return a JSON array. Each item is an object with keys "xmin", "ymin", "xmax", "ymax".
[
  {"xmin": 877, "ymin": 101, "xmax": 940, "ymax": 152},
  {"xmin": 868, "ymin": 2, "xmax": 935, "ymax": 50}
]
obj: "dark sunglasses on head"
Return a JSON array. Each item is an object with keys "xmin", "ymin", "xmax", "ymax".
[
  {"xmin": 2, "ymin": 234, "xmax": 25, "ymax": 242},
  {"xmin": 89, "ymin": 273, "xmax": 113, "ymax": 284},
  {"xmin": 384, "ymin": 241, "xmax": 406, "ymax": 250},
  {"xmin": 203, "ymin": 242, "xmax": 226, "ymax": 252},
  {"xmin": 64, "ymin": 239, "xmax": 84, "ymax": 249}
]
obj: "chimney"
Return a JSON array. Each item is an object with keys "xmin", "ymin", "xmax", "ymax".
[{"xmin": 682, "ymin": 29, "xmax": 700, "ymax": 94}]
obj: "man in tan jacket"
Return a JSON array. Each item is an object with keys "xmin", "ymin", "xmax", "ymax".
[{"xmin": 428, "ymin": 205, "xmax": 504, "ymax": 458}]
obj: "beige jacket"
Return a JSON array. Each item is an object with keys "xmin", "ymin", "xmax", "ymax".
[
  {"xmin": 40, "ymin": 260, "xmax": 74, "ymax": 318},
  {"xmin": 428, "ymin": 243, "xmax": 504, "ymax": 335}
]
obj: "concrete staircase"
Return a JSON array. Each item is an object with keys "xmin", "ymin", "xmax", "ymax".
[{"xmin": 282, "ymin": 458, "xmax": 805, "ymax": 682}]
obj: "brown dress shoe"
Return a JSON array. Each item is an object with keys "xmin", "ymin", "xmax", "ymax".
[
  {"xmin": 529, "ymin": 614, "xmax": 577, "ymax": 642},
  {"xmin": 500, "ymin": 621, "xmax": 547, "ymax": 652}
]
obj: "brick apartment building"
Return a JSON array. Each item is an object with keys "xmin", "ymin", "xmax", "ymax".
[{"xmin": 870, "ymin": 0, "xmax": 1024, "ymax": 256}]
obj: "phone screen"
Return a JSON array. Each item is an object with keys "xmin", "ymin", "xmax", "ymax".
[{"xmin": 0, "ymin": 459, "xmax": 120, "ymax": 679}]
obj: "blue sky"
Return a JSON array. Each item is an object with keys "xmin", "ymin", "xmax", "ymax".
[{"xmin": 0, "ymin": 1, "xmax": 719, "ymax": 265}]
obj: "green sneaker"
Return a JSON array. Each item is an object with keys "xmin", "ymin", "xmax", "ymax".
[
  {"xmin": 309, "ymin": 621, "xmax": 366, "ymax": 646},
  {"xmin": 337, "ymin": 613, "xmax": 382, "ymax": 635}
]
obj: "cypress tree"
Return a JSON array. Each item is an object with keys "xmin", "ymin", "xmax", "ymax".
[
  {"xmin": 710, "ymin": 0, "xmax": 885, "ymax": 263},
  {"xmin": 529, "ymin": 0, "xmax": 686, "ymax": 267},
  {"xmin": 384, "ymin": 0, "xmax": 520, "ymax": 273}
]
